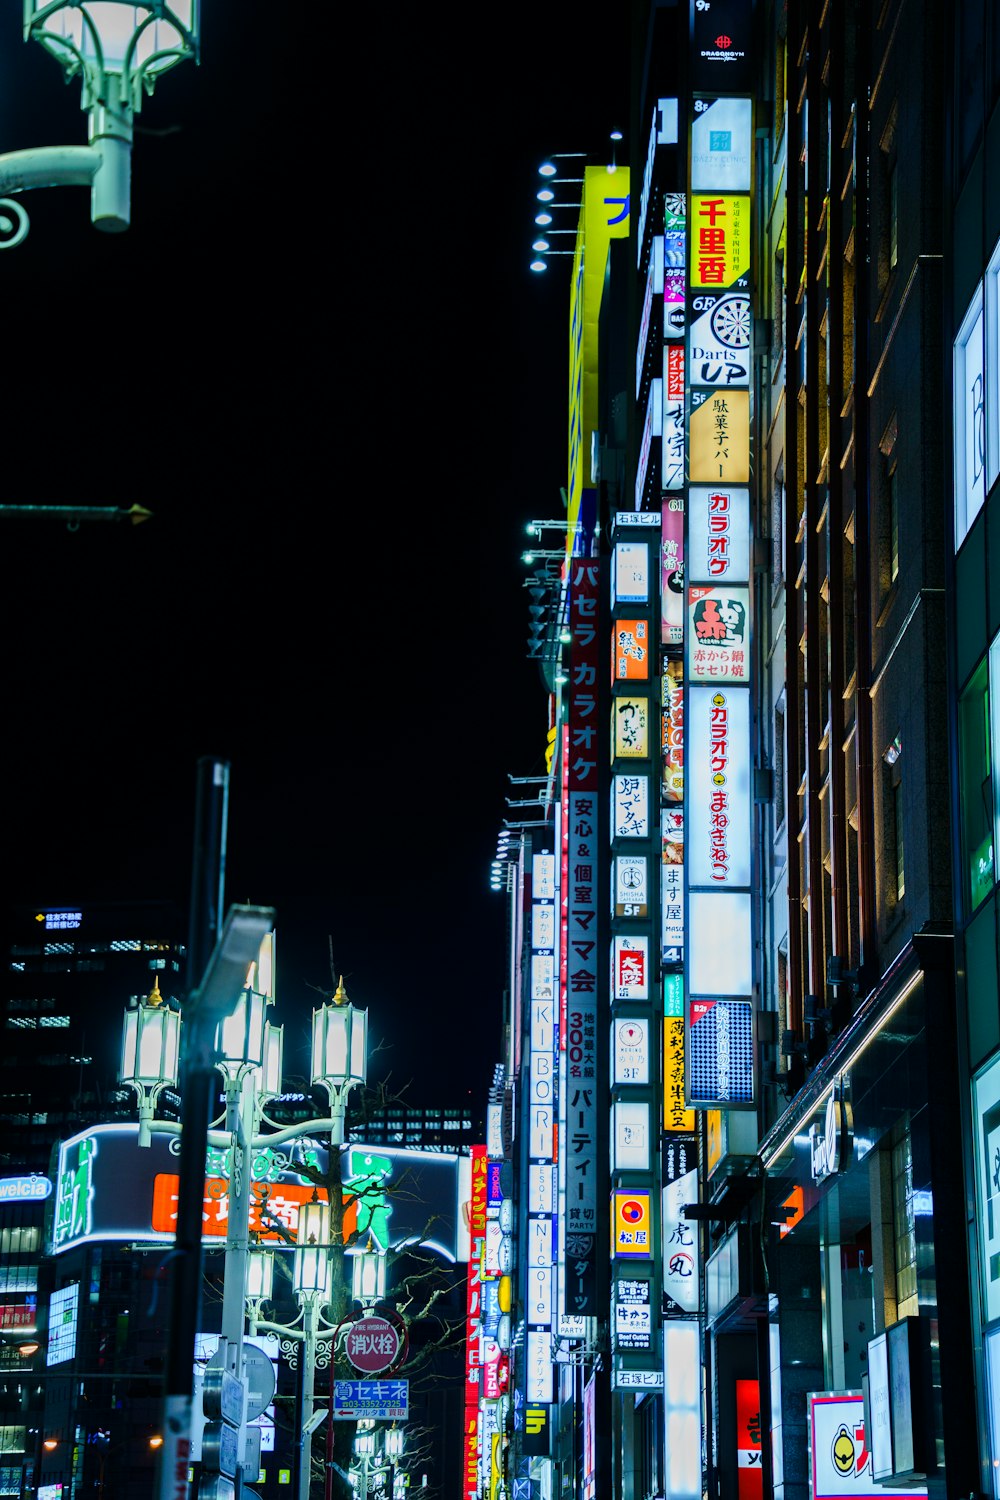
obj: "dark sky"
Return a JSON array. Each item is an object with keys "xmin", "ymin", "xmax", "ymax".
[{"xmin": 0, "ymin": 4, "xmax": 630, "ymax": 1110}]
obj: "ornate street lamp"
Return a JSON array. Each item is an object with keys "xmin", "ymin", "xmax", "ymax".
[
  {"xmin": 120, "ymin": 978, "xmax": 180, "ymax": 1147},
  {"xmin": 311, "ymin": 976, "xmax": 367, "ymax": 1143},
  {"xmin": 293, "ymin": 1195, "xmax": 331, "ymax": 1300},
  {"xmin": 0, "ymin": 1, "xmax": 200, "ymax": 246},
  {"xmin": 350, "ymin": 1234, "xmax": 387, "ymax": 1306}
]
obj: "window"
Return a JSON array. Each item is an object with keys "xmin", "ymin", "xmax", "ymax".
[
  {"xmin": 888, "ymin": 160, "xmax": 898, "ymax": 273},
  {"xmin": 960, "ymin": 658, "xmax": 994, "ymax": 912},
  {"xmin": 893, "ymin": 778, "xmax": 905, "ymax": 902},
  {"xmin": 888, "ymin": 466, "xmax": 899, "ymax": 583}
]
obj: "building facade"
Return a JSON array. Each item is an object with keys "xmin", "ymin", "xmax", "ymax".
[{"xmin": 478, "ymin": 3, "xmax": 1000, "ymax": 1498}]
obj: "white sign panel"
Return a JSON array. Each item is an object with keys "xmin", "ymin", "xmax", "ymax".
[
  {"xmin": 612, "ymin": 1101, "xmax": 651, "ymax": 1171},
  {"xmin": 690, "ymin": 97, "xmax": 753, "ymax": 191},
  {"xmin": 662, "ymin": 1169, "xmax": 700, "ymax": 1312},
  {"xmin": 688, "ymin": 294, "xmax": 751, "ymax": 386},
  {"xmin": 688, "ymin": 685, "xmax": 751, "ymax": 886},
  {"xmin": 526, "ymin": 1330, "xmax": 553, "ymax": 1403},
  {"xmin": 532, "ymin": 852, "xmax": 556, "ymax": 900},
  {"xmin": 613, "ymin": 775, "xmax": 650, "ymax": 839},
  {"xmin": 528, "ymin": 1163, "xmax": 554, "ymax": 1215},
  {"xmin": 689, "ymin": 585, "xmax": 751, "ymax": 683},
  {"xmin": 613, "ymin": 1017, "xmax": 650, "ymax": 1085},
  {"xmin": 688, "ymin": 891, "xmax": 752, "ymax": 995},
  {"xmin": 808, "ymin": 1392, "xmax": 923, "ymax": 1500},
  {"xmin": 531, "ymin": 952, "xmax": 555, "ymax": 999},
  {"xmin": 613, "ymin": 934, "xmax": 649, "ymax": 999},
  {"xmin": 955, "ymin": 286, "xmax": 986, "ymax": 548},
  {"xmin": 688, "ymin": 486, "xmax": 751, "ymax": 583},
  {"xmin": 532, "ymin": 902, "xmax": 555, "ymax": 951},
  {"xmin": 615, "ymin": 853, "xmax": 649, "ymax": 914},
  {"xmin": 615, "ymin": 541, "xmax": 651, "ymax": 603}
]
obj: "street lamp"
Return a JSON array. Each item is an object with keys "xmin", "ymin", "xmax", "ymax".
[
  {"xmin": 350, "ymin": 1234, "xmax": 387, "ymax": 1306},
  {"xmin": 0, "ymin": 1, "xmax": 200, "ymax": 246},
  {"xmin": 312, "ymin": 976, "xmax": 368, "ymax": 1144},
  {"xmin": 120, "ymin": 977, "xmax": 180, "ymax": 1147}
]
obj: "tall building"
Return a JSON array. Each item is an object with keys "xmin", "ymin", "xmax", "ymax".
[
  {"xmin": 0, "ymin": 900, "xmax": 185, "ymax": 1500},
  {"xmin": 476, "ymin": 3, "xmax": 999, "ymax": 1498}
]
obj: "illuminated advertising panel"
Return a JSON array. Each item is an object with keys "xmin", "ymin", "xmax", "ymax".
[
  {"xmin": 664, "ymin": 194, "xmax": 687, "ymax": 338},
  {"xmin": 465, "ymin": 1145, "xmax": 487, "ymax": 1406},
  {"xmin": 613, "ymin": 1101, "xmax": 651, "ymax": 1171},
  {"xmin": 690, "ymin": 194, "xmax": 750, "ymax": 288},
  {"xmin": 662, "ymin": 660, "xmax": 684, "ymax": 800},
  {"xmin": 954, "ymin": 283, "xmax": 986, "ymax": 547},
  {"xmin": 688, "ymin": 486, "xmax": 751, "ymax": 582},
  {"xmin": 614, "ymin": 618, "xmax": 651, "ymax": 681},
  {"xmin": 563, "ymin": 558, "xmax": 601, "ymax": 1314},
  {"xmin": 614, "ymin": 695, "xmax": 650, "ymax": 758},
  {"xmin": 615, "ymin": 541, "xmax": 651, "ymax": 603},
  {"xmin": 690, "ymin": 1, "xmax": 753, "ymax": 91},
  {"xmin": 664, "ymin": 980, "xmax": 696, "ymax": 1133},
  {"xmin": 687, "ymin": 999, "xmax": 754, "ymax": 1106},
  {"xmin": 662, "ymin": 1169, "xmax": 700, "ymax": 1312},
  {"xmin": 615, "ymin": 853, "xmax": 649, "ymax": 917},
  {"xmin": 614, "ymin": 1274, "xmax": 653, "ymax": 1351},
  {"xmin": 613, "ymin": 1017, "xmax": 651, "ymax": 1085},
  {"xmin": 612, "ymin": 1191, "xmax": 652, "ymax": 1259},
  {"xmin": 532, "ymin": 903, "xmax": 555, "ymax": 951},
  {"xmin": 613, "ymin": 774, "xmax": 650, "ymax": 838},
  {"xmin": 688, "ymin": 891, "xmax": 752, "ymax": 995},
  {"xmin": 689, "ymin": 294, "xmax": 751, "ymax": 386},
  {"xmin": 689, "ymin": 391, "xmax": 751, "ymax": 483},
  {"xmin": 662, "ymin": 363, "xmax": 686, "ymax": 492},
  {"xmin": 662, "ymin": 501, "xmax": 685, "ymax": 645},
  {"xmin": 533, "ymin": 852, "xmax": 556, "ymax": 900},
  {"xmin": 688, "ymin": 585, "xmax": 750, "ymax": 682},
  {"xmin": 47, "ymin": 1283, "xmax": 79, "ymax": 1366},
  {"xmin": 688, "ymin": 685, "xmax": 751, "ymax": 885},
  {"xmin": 736, "ymin": 1378, "xmax": 763, "ymax": 1500},
  {"xmin": 526, "ymin": 1330, "xmax": 552, "ymax": 1404},
  {"xmin": 613, "ymin": 935, "xmax": 649, "ymax": 1000},
  {"xmin": 54, "ymin": 1128, "xmax": 466, "ymax": 1260},
  {"xmin": 662, "ymin": 861, "xmax": 684, "ymax": 966},
  {"xmin": 690, "ymin": 98, "xmax": 753, "ymax": 191},
  {"xmin": 807, "ymin": 1392, "xmax": 923, "ymax": 1500},
  {"xmin": 531, "ymin": 952, "xmax": 555, "ymax": 1000}
]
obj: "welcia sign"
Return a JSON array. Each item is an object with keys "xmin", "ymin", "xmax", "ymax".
[{"xmin": 0, "ymin": 1175, "xmax": 52, "ymax": 1203}]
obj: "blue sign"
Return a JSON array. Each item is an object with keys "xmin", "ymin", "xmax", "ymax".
[
  {"xmin": 332, "ymin": 1380, "xmax": 408, "ymax": 1420},
  {"xmin": 0, "ymin": 1175, "xmax": 52, "ymax": 1203}
]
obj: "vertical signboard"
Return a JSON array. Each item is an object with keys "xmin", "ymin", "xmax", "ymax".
[
  {"xmin": 464, "ymin": 1144, "xmax": 487, "ymax": 1499},
  {"xmin": 563, "ymin": 560, "xmax": 602, "ymax": 1316},
  {"xmin": 684, "ymin": 90, "xmax": 755, "ymax": 1109}
]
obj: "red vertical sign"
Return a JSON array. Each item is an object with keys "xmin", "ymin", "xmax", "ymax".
[
  {"xmin": 464, "ymin": 1145, "xmax": 487, "ymax": 1499},
  {"xmin": 736, "ymin": 1378, "xmax": 763, "ymax": 1500}
]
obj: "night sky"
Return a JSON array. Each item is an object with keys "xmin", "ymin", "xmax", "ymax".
[{"xmin": 0, "ymin": 4, "xmax": 629, "ymax": 1111}]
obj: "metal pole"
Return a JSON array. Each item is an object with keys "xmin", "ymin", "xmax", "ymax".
[
  {"xmin": 156, "ymin": 757, "xmax": 230, "ymax": 1500},
  {"xmin": 298, "ymin": 1300, "xmax": 318, "ymax": 1500}
]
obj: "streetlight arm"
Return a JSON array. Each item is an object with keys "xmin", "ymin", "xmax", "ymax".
[
  {"xmin": 0, "ymin": 145, "xmax": 99, "ymax": 193},
  {"xmin": 249, "ymin": 1118, "xmax": 344, "ymax": 1150},
  {"xmin": 148, "ymin": 1119, "xmax": 235, "ymax": 1150}
]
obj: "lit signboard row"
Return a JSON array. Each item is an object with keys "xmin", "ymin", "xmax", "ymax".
[{"xmin": 684, "ymin": 92, "xmax": 756, "ymax": 1112}]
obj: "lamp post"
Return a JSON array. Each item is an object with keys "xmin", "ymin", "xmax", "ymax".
[
  {"xmin": 120, "ymin": 977, "xmax": 180, "ymax": 1147},
  {"xmin": 123, "ymin": 964, "xmax": 370, "ymax": 1500},
  {"xmin": 0, "ymin": 0, "xmax": 199, "ymax": 247}
]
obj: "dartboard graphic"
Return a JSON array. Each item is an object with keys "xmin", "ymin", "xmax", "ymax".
[{"xmin": 710, "ymin": 294, "xmax": 751, "ymax": 349}]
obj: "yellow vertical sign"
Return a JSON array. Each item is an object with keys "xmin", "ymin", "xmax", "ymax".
[
  {"xmin": 689, "ymin": 390, "xmax": 751, "ymax": 482},
  {"xmin": 663, "ymin": 1018, "xmax": 696, "ymax": 1132}
]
